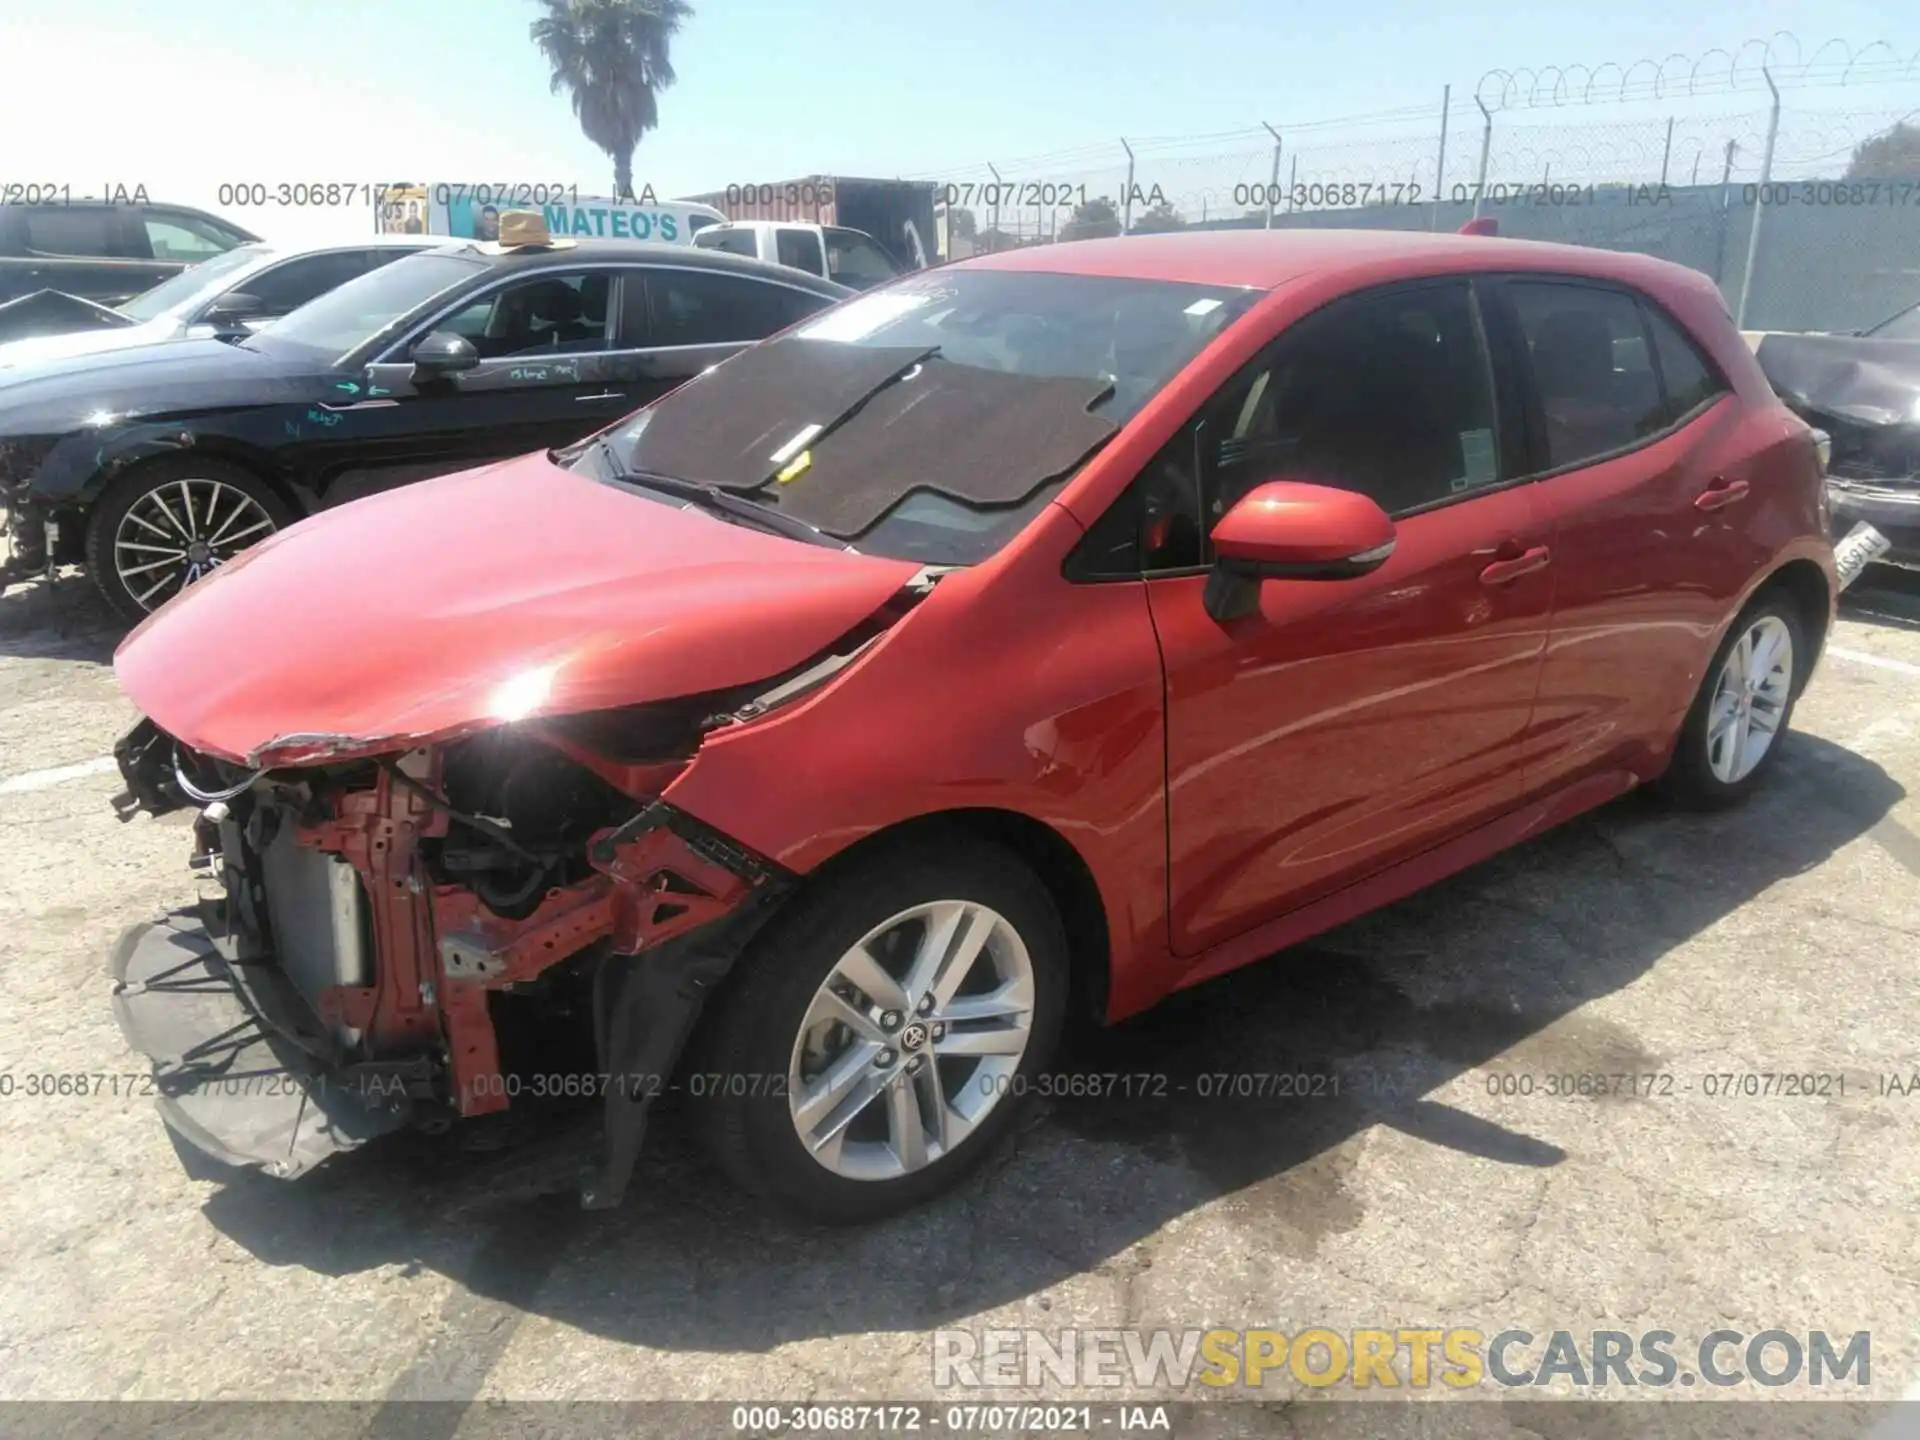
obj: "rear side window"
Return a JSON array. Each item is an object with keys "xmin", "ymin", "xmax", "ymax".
[
  {"xmin": 1506, "ymin": 281, "xmax": 1668, "ymax": 471},
  {"xmin": 693, "ymin": 228, "xmax": 759, "ymax": 258},
  {"xmin": 1643, "ymin": 303, "xmax": 1726, "ymax": 421},
  {"xmin": 23, "ymin": 207, "xmax": 121, "ymax": 257},
  {"xmin": 776, "ymin": 227, "xmax": 825, "ymax": 275},
  {"xmin": 643, "ymin": 270, "xmax": 831, "ymax": 346}
]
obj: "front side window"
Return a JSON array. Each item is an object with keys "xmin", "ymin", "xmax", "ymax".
[
  {"xmin": 588, "ymin": 269, "xmax": 1258, "ymax": 566},
  {"xmin": 1203, "ymin": 280, "xmax": 1501, "ymax": 534},
  {"xmin": 116, "ymin": 244, "xmax": 266, "ymax": 321},
  {"xmin": 1507, "ymin": 280, "xmax": 1668, "ymax": 471},
  {"xmin": 230, "ymin": 250, "xmax": 389, "ymax": 318},
  {"xmin": 824, "ymin": 228, "xmax": 901, "ymax": 289},
  {"xmin": 435, "ymin": 271, "xmax": 613, "ymax": 357}
]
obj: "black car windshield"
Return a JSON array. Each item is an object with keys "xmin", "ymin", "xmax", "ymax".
[
  {"xmin": 117, "ymin": 246, "xmax": 267, "ymax": 323},
  {"xmin": 246, "ymin": 251, "xmax": 487, "ymax": 364},
  {"xmin": 586, "ymin": 269, "xmax": 1256, "ymax": 564}
]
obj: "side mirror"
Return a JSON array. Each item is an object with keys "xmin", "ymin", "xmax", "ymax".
[
  {"xmin": 201, "ymin": 291, "xmax": 264, "ymax": 333},
  {"xmin": 1203, "ymin": 480, "xmax": 1396, "ymax": 622},
  {"xmin": 411, "ymin": 329, "xmax": 479, "ymax": 382}
]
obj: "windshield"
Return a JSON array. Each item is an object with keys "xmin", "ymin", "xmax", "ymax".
[
  {"xmin": 246, "ymin": 251, "xmax": 487, "ymax": 363},
  {"xmin": 587, "ymin": 269, "xmax": 1257, "ymax": 564},
  {"xmin": 117, "ymin": 245, "xmax": 268, "ymax": 323},
  {"xmin": 1868, "ymin": 302, "xmax": 1920, "ymax": 341}
]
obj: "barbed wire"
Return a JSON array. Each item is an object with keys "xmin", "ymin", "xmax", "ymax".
[
  {"xmin": 917, "ymin": 34, "xmax": 1920, "ymax": 218},
  {"xmin": 1475, "ymin": 34, "xmax": 1920, "ymax": 111}
]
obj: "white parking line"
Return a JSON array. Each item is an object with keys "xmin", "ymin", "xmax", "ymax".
[
  {"xmin": 0, "ymin": 756, "xmax": 117, "ymax": 796},
  {"xmin": 1859, "ymin": 1378, "xmax": 1920, "ymax": 1437},
  {"xmin": 1830, "ymin": 646, "xmax": 1920, "ymax": 678}
]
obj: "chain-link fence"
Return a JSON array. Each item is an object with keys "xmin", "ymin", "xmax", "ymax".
[{"xmin": 909, "ymin": 36, "xmax": 1920, "ymax": 332}]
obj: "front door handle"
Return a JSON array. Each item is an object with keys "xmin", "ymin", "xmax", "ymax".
[
  {"xmin": 1479, "ymin": 544, "xmax": 1551, "ymax": 585},
  {"xmin": 575, "ymin": 390, "xmax": 626, "ymax": 403},
  {"xmin": 1694, "ymin": 476, "xmax": 1750, "ymax": 511}
]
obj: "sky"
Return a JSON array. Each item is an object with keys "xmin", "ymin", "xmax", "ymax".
[{"xmin": 5, "ymin": 0, "xmax": 1920, "ymax": 247}]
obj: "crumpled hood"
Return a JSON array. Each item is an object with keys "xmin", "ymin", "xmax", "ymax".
[
  {"xmin": 1753, "ymin": 331, "xmax": 1920, "ymax": 430},
  {"xmin": 114, "ymin": 451, "xmax": 923, "ymax": 765}
]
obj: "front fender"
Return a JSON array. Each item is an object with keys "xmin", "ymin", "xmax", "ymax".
[
  {"xmin": 32, "ymin": 419, "xmax": 248, "ymax": 507},
  {"xmin": 657, "ymin": 516, "xmax": 1181, "ymax": 1017}
]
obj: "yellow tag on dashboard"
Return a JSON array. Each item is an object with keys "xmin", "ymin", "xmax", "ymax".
[{"xmin": 776, "ymin": 451, "xmax": 812, "ymax": 484}]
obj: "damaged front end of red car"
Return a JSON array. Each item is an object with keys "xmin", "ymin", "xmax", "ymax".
[
  {"xmin": 102, "ymin": 454, "xmax": 933, "ymax": 1207},
  {"xmin": 108, "ymin": 691, "xmax": 810, "ymax": 1208}
]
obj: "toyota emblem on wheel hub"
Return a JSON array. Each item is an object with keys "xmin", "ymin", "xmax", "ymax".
[{"xmin": 900, "ymin": 1021, "xmax": 930, "ymax": 1051}]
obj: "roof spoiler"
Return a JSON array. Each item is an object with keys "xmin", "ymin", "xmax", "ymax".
[{"xmin": 1458, "ymin": 217, "xmax": 1499, "ymax": 236}]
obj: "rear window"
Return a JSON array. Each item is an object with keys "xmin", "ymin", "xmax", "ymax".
[{"xmin": 693, "ymin": 228, "xmax": 760, "ymax": 258}]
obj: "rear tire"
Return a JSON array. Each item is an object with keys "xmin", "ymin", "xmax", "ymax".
[
  {"xmin": 693, "ymin": 839, "xmax": 1068, "ymax": 1225},
  {"xmin": 85, "ymin": 456, "xmax": 294, "ymax": 624},
  {"xmin": 1659, "ymin": 595, "xmax": 1805, "ymax": 809}
]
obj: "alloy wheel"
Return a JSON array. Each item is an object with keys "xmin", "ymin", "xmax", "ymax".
[
  {"xmin": 112, "ymin": 478, "xmax": 277, "ymax": 612},
  {"xmin": 1705, "ymin": 614, "xmax": 1794, "ymax": 784},
  {"xmin": 787, "ymin": 899, "xmax": 1035, "ymax": 1182}
]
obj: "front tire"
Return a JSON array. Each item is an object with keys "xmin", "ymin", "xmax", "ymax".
[
  {"xmin": 85, "ymin": 457, "xmax": 294, "ymax": 624},
  {"xmin": 695, "ymin": 840, "xmax": 1069, "ymax": 1225},
  {"xmin": 1660, "ymin": 595, "xmax": 1805, "ymax": 808}
]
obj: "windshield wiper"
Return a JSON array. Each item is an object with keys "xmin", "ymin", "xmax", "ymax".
[{"xmin": 612, "ymin": 468, "xmax": 853, "ymax": 551}]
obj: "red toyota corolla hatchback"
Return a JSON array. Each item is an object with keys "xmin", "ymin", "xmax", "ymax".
[{"xmin": 108, "ymin": 228, "xmax": 1835, "ymax": 1222}]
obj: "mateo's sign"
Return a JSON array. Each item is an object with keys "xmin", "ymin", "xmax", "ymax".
[{"xmin": 376, "ymin": 184, "xmax": 724, "ymax": 246}]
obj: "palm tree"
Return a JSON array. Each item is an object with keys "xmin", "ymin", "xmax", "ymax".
[{"xmin": 530, "ymin": 0, "xmax": 693, "ymax": 201}]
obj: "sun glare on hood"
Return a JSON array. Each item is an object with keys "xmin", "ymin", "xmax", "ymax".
[{"xmin": 489, "ymin": 663, "xmax": 561, "ymax": 722}]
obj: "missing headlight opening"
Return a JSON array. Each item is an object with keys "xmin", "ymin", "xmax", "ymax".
[{"xmin": 102, "ymin": 585, "xmax": 942, "ymax": 1205}]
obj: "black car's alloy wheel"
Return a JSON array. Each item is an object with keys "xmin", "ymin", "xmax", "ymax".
[{"xmin": 86, "ymin": 458, "xmax": 295, "ymax": 622}]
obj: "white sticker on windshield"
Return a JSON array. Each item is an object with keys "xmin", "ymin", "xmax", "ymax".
[
  {"xmin": 798, "ymin": 291, "xmax": 934, "ymax": 343},
  {"xmin": 1184, "ymin": 298, "xmax": 1224, "ymax": 316}
]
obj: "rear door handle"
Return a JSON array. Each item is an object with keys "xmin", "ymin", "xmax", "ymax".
[
  {"xmin": 1479, "ymin": 544, "xmax": 1551, "ymax": 585},
  {"xmin": 1694, "ymin": 476, "xmax": 1750, "ymax": 511}
]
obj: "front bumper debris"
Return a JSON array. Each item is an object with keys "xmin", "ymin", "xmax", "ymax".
[
  {"xmin": 108, "ymin": 909, "xmax": 410, "ymax": 1177},
  {"xmin": 1828, "ymin": 480, "xmax": 1920, "ymax": 571},
  {"xmin": 108, "ymin": 716, "xmax": 799, "ymax": 1205}
]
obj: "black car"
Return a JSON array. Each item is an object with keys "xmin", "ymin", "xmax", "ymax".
[
  {"xmin": 0, "ymin": 200, "xmax": 259, "ymax": 308},
  {"xmin": 1752, "ymin": 299, "xmax": 1920, "ymax": 570},
  {"xmin": 0, "ymin": 237, "xmax": 850, "ymax": 619},
  {"xmin": 0, "ymin": 236, "xmax": 439, "ymax": 358}
]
